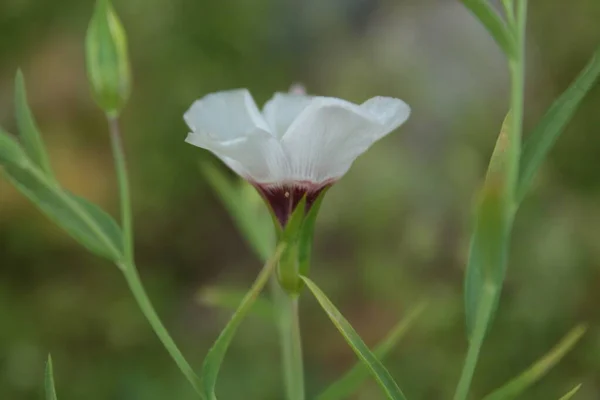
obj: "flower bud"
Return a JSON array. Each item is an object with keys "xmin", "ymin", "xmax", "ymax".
[{"xmin": 85, "ymin": 0, "xmax": 131, "ymax": 116}]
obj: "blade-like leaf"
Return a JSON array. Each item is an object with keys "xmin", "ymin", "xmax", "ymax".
[
  {"xmin": 201, "ymin": 161, "xmax": 274, "ymax": 261},
  {"xmin": 558, "ymin": 384, "xmax": 582, "ymax": 400},
  {"xmin": 200, "ymin": 245, "xmax": 285, "ymax": 400},
  {"xmin": 0, "ymin": 128, "xmax": 29, "ymax": 168},
  {"xmin": 317, "ymin": 302, "xmax": 426, "ymax": 400},
  {"xmin": 483, "ymin": 325, "xmax": 586, "ymax": 400},
  {"xmin": 517, "ymin": 46, "xmax": 600, "ymax": 203},
  {"xmin": 15, "ymin": 70, "xmax": 54, "ymax": 177},
  {"xmin": 465, "ymin": 114, "xmax": 515, "ymax": 338},
  {"xmin": 1, "ymin": 160, "xmax": 124, "ymax": 261},
  {"xmin": 45, "ymin": 355, "xmax": 58, "ymax": 400},
  {"xmin": 460, "ymin": 0, "xmax": 515, "ymax": 57},
  {"xmin": 301, "ymin": 276, "xmax": 407, "ymax": 400},
  {"xmin": 197, "ymin": 286, "xmax": 274, "ymax": 320}
]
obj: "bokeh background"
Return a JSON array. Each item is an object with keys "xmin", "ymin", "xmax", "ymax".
[{"xmin": 1, "ymin": 0, "xmax": 600, "ymax": 399}]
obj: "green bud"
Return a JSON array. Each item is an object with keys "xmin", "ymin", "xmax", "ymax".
[{"xmin": 85, "ymin": 0, "xmax": 131, "ymax": 117}]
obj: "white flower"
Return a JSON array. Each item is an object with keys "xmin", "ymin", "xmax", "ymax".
[{"xmin": 184, "ymin": 89, "xmax": 410, "ymax": 225}]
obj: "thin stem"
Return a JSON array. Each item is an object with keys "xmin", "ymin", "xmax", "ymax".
[
  {"xmin": 508, "ymin": 0, "xmax": 527, "ymax": 206},
  {"xmin": 122, "ymin": 262, "xmax": 204, "ymax": 396},
  {"xmin": 453, "ymin": 285, "xmax": 497, "ymax": 400},
  {"xmin": 107, "ymin": 116, "xmax": 134, "ymax": 263},
  {"xmin": 108, "ymin": 116, "xmax": 203, "ymax": 397},
  {"xmin": 272, "ymin": 278, "xmax": 305, "ymax": 400}
]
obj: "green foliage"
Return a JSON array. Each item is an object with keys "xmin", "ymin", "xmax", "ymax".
[
  {"xmin": 460, "ymin": 0, "xmax": 515, "ymax": 57},
  {"xmin": 483, "ymin": 325, "xmax": 586, "ymax": 400},
  {"xmin": 0, "ymin": 82, "xmax": 125, "ymax": 261},
  {"xmin": 15, "ymin": 71, "xmax": 54, "ymax": 177},
  {"xmin": 301, "ymin": 276, "xmax": 408, "ymax": 400},
  {"xmin": 517, "ymin": 46, "xmax": 600, "ymax": 203},
  {"xmin": 45, "ymin": 355, "xmax": 58, "ymax": 400},
  {"xmin": 200, "ymin": 245, "xmax": 285, "ymax": 400},
  {"xmin": 0, "ymin": 128, "xmax": 29, "ymax": 167},
  {"xmin": 317, "ymin": 303, "xmax": 426, "ymax": 400},
  {"xmin": 86, "ymin": 0, "xmax": 131, "ymax": 116},
  {"xmin": 558, "ymin": 384, "xmax": 582, "ymax": 400},
  {"xmin": 277, "ymin": 196, "xmax": 307, "ymax": 294},
  {"xmin": 464, "ymin": 114, "xmax": 515, "ymax": 339}
]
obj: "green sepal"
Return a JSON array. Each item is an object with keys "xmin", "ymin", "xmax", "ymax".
[{"xmin": 277, "ymin": 196, "xmax": 307, "ymax": 294}]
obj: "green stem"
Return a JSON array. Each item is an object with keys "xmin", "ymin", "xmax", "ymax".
[
  {"xmin": 122, "ymin": 262, "xmax": 204, "ymax": 396},
  {"xmin": 108, "ymin": 115, "xmax": 203, "ymax": 397},
  {"xmin": 107, "ymin": 116, "xmax": 134, "ymax": 263},
  {"xmin": 272, "ymin": 278, "xmax": 305, "ymax": 400},
  {"xmin": 453, "ymin": 285, "xmax": 497, "ymax": 400}
]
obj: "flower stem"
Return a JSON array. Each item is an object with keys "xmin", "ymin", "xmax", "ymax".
[
  {"xmin": 272, "ymin": 278, "xmax": 305, "ymax": 400},
  {"xmin": 108, "ymin": 115, "xmax": 204, "ymax": 397},
  {"xmin": 122, "ymin": 261, "xmax": 204, "ymax": 396},
  {"xmin": 107, "ymin": 117, "xmax": 134, "ymax": 263},
  {"xmin": 453, "ymin": 284, "xmax": 497, "ymax": 400}
]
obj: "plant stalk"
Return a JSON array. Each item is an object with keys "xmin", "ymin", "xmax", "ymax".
[
  {"xmin": 272, "ymin": 277, "xmax": 305, "ymax": 400},
  {"xmin": 108, "ymin": 116, "xmax": 204, "ymax": 397}
]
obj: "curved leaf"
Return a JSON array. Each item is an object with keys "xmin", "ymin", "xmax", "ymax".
[
  {"xmin": 301, "ymin": 276, "xmax": 407, "ymax": 400},
  {"xmin": 200, "ymin": 245, "xmax": 284, "ymax": 400},
  {"xmin": 2, "ymin": 161, "xmax": 124, "ymax": 261},
  {"xmin": 483, "ymin": 325, "xmax": 586, "ymax": 400},
  {"xmin": 559, "ymin": 384, "xmax": 582, "ymax": 400},
  {"xmin": 317, "ymin": 303, "xmax": 425, "ymax": 400}
]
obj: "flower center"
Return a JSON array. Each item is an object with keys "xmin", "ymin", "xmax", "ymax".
[{"xmin": 254, "ymin": 183, "xmax": 330, "ymax": 227}]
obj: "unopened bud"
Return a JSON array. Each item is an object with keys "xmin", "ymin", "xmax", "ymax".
[{"xmin": 85, "ymin": 0, "xmax": 131, "ymax": 116}]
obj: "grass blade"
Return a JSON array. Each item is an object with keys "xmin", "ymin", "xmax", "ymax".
[
  {"xmin": 301, "ymin": 276, "xmax": 407, "ymax": 400},
  {"xmin": 559, "ymin": 384, "xmax": 582, "ymax": 400},
  {"xmin": 517, "ymin": 46, "xmax": 600, "ymax": 203},
  {"xmin": 483, "ymin": 325, "xmax": 586, "ymax": 400},
  {"xmin": 200, "ymin": 245, "xmax": 285, "ymax": 400},
  {"xmin": 317, "ymin": 303, "xmax": 426, "ymax": 400},
  {"xmin": 15, "ymin": 71, "xmax": 54, "ymax": 177},
  {"xmin": 460, "ymin": 0, "xmax": 515, "ymax": 57},
  {"xmin": 45, "ymin": 355, "xmax": 58, "ymax": 400}
]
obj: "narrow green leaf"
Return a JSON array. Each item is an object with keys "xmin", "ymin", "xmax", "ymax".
[
  {"xmin": 2, "ymin": 161, "xmax": 124, "ymax": 261},
  {"xmin": 197, "ymin": 285, "xmax": 274, "ymax": 320},
  {"xmin": 460, "ymin": 0, "xmax": 515, "ymax": 57},
  {"xmin": 317, "ymin": 302, "xmax": 426, "ymax": 400},
  {"xmin": 465, "ymin": 114, "xmax": 516, "ymax": 338},
  {"xmin": 201, "ymin": 161, "xmax": 274, "ymax": 262},
  {"xmin": 0, "ymin": 128, "xmax": 29, "ymax": 168},
  {"xmin": 483, "ymin": 325, "xmax": 586, "ymax": 400},
  {"xmin": 517, "ymin": 46, "xmax": 600, "ymax": 203},
  {"xmin": 45, "ymin": 355, "xmax": 58, "ymax": 400},
  {"xmin": 558, "ymin": 384, "xmax": 582, "ymax": 400},
  {"xmin": 301, "ymin": 276, "xmax": 407, "ymax": 400},
  {"xmin": 201, "ymin": 245, "xmax": 285, "ymax": 400},
  {"xmin": 14, "ymin": 71, "xmax": 54, "ymax": 176}
]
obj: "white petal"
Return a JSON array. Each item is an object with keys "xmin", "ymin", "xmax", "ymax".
[
  {"xmin": 360, "ymin": 96, "xmax": 411, "ymax": 140},
  {"xmin": 280, "ymin": 96, "xmax": 410, "ymax": 183},
  {"xmin": 186, "ymin": 131, "xmax": 288, "ymax": 183},
  {"xmin": 262, "ymin": 92, "xmax": 313, "ymax": 138},
  {"xmin": 184, "ymin": 89, "xmax": 272, "ymax": 141}
]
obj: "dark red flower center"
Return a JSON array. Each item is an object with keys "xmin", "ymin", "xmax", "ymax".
[{"xmin": 254, "ymin": 183, "xmax": 331, "ymax": 227}]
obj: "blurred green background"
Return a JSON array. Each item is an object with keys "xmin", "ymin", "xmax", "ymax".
[{"xmin": 1, "ymin": 0, "xmax": 600, "ymax": 399}]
